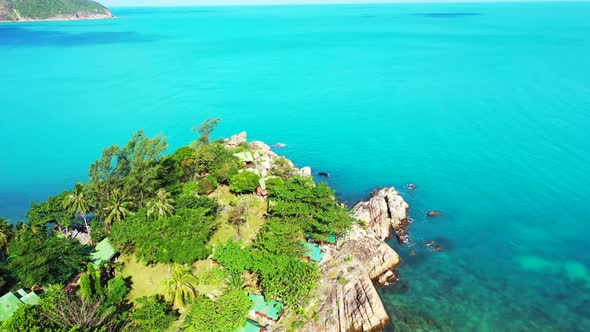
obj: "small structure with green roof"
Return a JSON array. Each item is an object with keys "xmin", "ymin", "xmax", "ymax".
[
  {"xmin": 326, "ymin": 233, "xmax": 337, "ymax": 245},
  {"xmin": 248, "ymin": 293, "xmax": 284, "ymax": 321},
  {"xmin": 238, "ymin": 319, "xmax": 267, "ymax": 332},
  {"xmin": 91, "ymin": 237, "xmax": 117, "ymax": 268},
  {"xmin": 233, "ymin": 151, "xmax": 254, "ymax": 164},
  {"xmin": 0, "ymin": 289, "xmax": 40, "ymax": 322},
  {"xmin": 303, "ymin": 241, "xmax": 325, "ymax": 262},
  {"xmin": 305, "ymin": 232, "xmax": 337, "ymax": 245}
]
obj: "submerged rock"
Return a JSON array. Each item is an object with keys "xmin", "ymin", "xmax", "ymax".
[
  {"xmin": 427, "ymin": 211, "xmax": 441, "ymax": 217},
  {"xmin": 272, "ymin": 142, "xmax": 287, "ymax": 148},
  {"xmin": 423, "ymin": 241, "xmax": 444, "ymax": 252}
]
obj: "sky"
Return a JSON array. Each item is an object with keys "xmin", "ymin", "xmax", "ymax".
[{"xmin": 101, "ymin": 0, "xmax": 573, "ymax": 8}]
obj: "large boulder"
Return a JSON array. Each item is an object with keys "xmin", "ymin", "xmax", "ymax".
[
  {"xmin": 300, "ymin": 166, "xmax": 312, "ymax": 177},
  {"xmin": 224, "ymin": 131, "xmax": 247, "ymax": 149},
  {"xmin": 352, "ymin": 187, "xmax": 409, "ymax": 241}
]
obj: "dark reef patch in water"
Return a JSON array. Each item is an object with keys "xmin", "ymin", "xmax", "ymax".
[
  {"xmin": 411, "ymin": 13, "xmax": 484, "ymax": 18},
  {"xmin": 0, "ymin": 26, "xmax": 159, "ymax": 47}
]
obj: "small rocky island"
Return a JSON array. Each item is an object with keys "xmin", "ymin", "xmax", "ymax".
[
  {"xmin": 0, "ymin": 0, "xmax": 112, "ymax": 22},
  {"xmin": 0, "ymin": 122, "xmax": 414, "ymax": 331}
]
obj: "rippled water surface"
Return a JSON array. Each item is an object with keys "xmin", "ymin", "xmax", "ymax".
[{"xmin": 1, "ymin": 2, "xmax": 590, "ymax": 331}]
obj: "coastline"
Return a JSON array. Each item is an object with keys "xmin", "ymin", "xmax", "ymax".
[
  {"xmin": 100, "ymin": 0, "xmax": 565, "ymax": 8},
  {"xmin": 300, "ymin": 187, "xmax": 409, "ymax": 331},
  {"xmin": 0, "ymin": 14, "xmax": 114, "ymax": 23}
]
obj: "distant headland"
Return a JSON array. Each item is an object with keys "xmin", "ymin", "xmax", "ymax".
[{"xmin": 0, "ymin": 0, "xmax": 113, "ymax": 22}]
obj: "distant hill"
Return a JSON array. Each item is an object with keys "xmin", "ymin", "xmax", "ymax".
[{"xmin": 0, "ymin": 0, "xmax": 113, "ymax": 22}]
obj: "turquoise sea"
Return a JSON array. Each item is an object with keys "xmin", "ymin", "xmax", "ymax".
[{"xmin": 1, "ymin": 2, "xmax": 590, "ymax": 331}]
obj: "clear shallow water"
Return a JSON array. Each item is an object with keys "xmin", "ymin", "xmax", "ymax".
[{"xmin": 1, "ymin": 2, "xmax": 590, "ymax": 331}]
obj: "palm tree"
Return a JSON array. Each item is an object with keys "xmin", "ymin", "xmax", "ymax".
[
  {"xmin": 146, "ymin": 188, "xmax": 175, "ymax": 219},
  {"xmin": 163, "ymin": 265, "xmax": 198, "ymax": 310},
  {"xmin": 63, "ymin": 183, "xmax": 91, "ymax": 238},
  {"xmin": 103, "ymin": 188, "xmax": 134, "ymax": 229}
]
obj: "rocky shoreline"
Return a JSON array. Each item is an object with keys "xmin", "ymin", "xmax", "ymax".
[
  {"xmin": 302, "ymin": 188, "xmax": 410, "ymax": 332},
  {"xmin": 224, "ymin": 132, "xmax": 410, "ymax": 331},
  {"xmin": 0, "ymin": 12, "xmax": 113, "ymax": 23}
]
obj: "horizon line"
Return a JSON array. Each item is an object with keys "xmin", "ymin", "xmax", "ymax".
[{"xmin": 102, "ymin": 0, "xmax": 590, "ymax": 8}]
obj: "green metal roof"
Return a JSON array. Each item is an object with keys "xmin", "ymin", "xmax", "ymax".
[
  {"xmin": 237, "ymin": 319, "xmax": 265, "ymax": 332},
  {"xmin": 305, "ymin": 232, "xmax": 337, "ymax": 245},
  {"xmin": 0, "ymin": 290, "xmax": 41, "ymax": 321},
  {"xmin": 0, "ymin": 292, "xmax": 23, "ymax": 322},
  {"xmin": 233, "ymin": 152, "xmax": 254, "ymax": 163},
  {"xmin": 303, "ymin": 241, "xmax": 325, "ymax": 262},
  {"xmin": 248, "ymin": 293, "xmax": 283, "ymax": 321},
  {"xmin": 91, "ymin": 238, "xmax": 117, "ymax": 268},
  {"xmin": 19, "ymin": 292, "xmax": 40, "ymax": 306},
  {"xmin": 327, "ymin": 234, "xmax": 337, "ymax": 245}
]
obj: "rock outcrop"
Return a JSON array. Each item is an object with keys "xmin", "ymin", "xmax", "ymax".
[
  {"xmin": 302, "ymin": 187, "xmax": 409, "ymax": 332},
  {"xmin": 224, "ymin": 131, "xmax": 247, "ymax": 149},
  {"xmin": 224, "ymin": 132, "xmax": 311, "ymax": 179},
  {"xmin": 352, "ymin": 187, "xmax": 410, "ymax": 243}
]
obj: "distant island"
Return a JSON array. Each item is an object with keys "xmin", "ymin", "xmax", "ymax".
[{"xmin": 0, "ymin": 0, "xmax": 112, "ymax": 22}]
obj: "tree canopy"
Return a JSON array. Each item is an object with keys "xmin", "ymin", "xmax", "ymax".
[
  {"xmin": 8, "ymin": 227, "xmax": 89, "ymax": 287},
  {"xmin": 110, "ymin": 208, "xmax": 216, "ymax": 264}
]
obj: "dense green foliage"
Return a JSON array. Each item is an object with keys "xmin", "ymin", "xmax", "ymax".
[
  {"xmin": 269, "ymin": 156, "xmax": 295, "ymax": 180},
  {"xmin": 184, "ymin": 288, "xmax": 251, "ymax": 332},
  {"xmin": 194, "ymin": 142, "xmax": 241, "ymax": 184},
  {"xmin": 1, "ymin": 119, "xmax": 357, "ymax": 331},
  {"xmin": 110, "ymin": 208, "xmax": 216, "ymax": 264},
  {"xmin": 230, "ymin": 171, "xmax": 261, "ymax": 194},
  {"xmin": 213, "ymin": 241, "xmax": 253, "ymax": 276},
  {"xmin": 196, "ymin": 175, "xmax": 218, "ymax": 195},
  {"xmin": 3, "ymin": 276, "xmax": 129, "ymax": 332},
  {"xmin": 125, "ymin": 295, "xmax": 177, "ymax": 332},
  {"xmin": 1, "ymin": 302, "xmax": 45, "ymax": 332},
  {"xmin": 268, "ymin": 176, "xmax": 353, "ymax": 242},
  {"xmin": 26, "ymin": 190, "xmax": 70, "ymax": 229},
  {"xmin": 7, "ymin": 226, "xmax": 89, "ymax": 287},
  {"xmin": 175, "ymin": 195, "xmax": 218, "ymax": 213},
  {"xmin": 88, "ymin": 130, "xmax": 166, "ymax": 220},
  {"xmin": 2, "ymin": 0, "xmax": 111, "ymax": 21}
]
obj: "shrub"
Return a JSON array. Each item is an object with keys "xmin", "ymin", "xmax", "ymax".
[
  {"xmin": 197, "ymin": 176, "xmax": 218, "ymax": 195},
  {"xmin": 175, "ymin": 195, "xmax": 219, "ymax": 216},
  {"xmin": 229, "ymin": 172, "xmax": 261, "ymax": 194},
  {"xmin": 270, "ymin": 157, "xmax": 294, "ymax": 180}
]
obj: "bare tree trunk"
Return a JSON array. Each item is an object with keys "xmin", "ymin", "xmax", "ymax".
[{"xmin": 82, "ymin": 213, "xmax": 93, "ymax": 245}]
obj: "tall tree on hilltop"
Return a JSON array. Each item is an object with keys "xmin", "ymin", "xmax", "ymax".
[
  {"xmin": 88, "ymin": 131, "xmax": 167, "ymax": 211},
  {"xmin": 146, "ymin": 188, "xmax": 175, "ymax": 219},
  {"xmin": 192, "ymin": 118, "xmax": 221, "ymax": 147}
]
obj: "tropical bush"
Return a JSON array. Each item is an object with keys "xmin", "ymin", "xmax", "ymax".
[{"xmin": 230, "ymin": 172, "xmax": 261, "ymax": 194}]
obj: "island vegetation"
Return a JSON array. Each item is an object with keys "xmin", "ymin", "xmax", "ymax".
[
  {"xmin": 0, "ymin": 119, "xmax": 355, "ymax": 331},
  {"xmin": 0, "ymin": 0, "xmax": 112, "ymax": 22}
]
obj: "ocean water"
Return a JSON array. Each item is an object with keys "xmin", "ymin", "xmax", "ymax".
[{"xmin": 1, "ymin": 2, "xmax": 590, "ymax": 331}]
